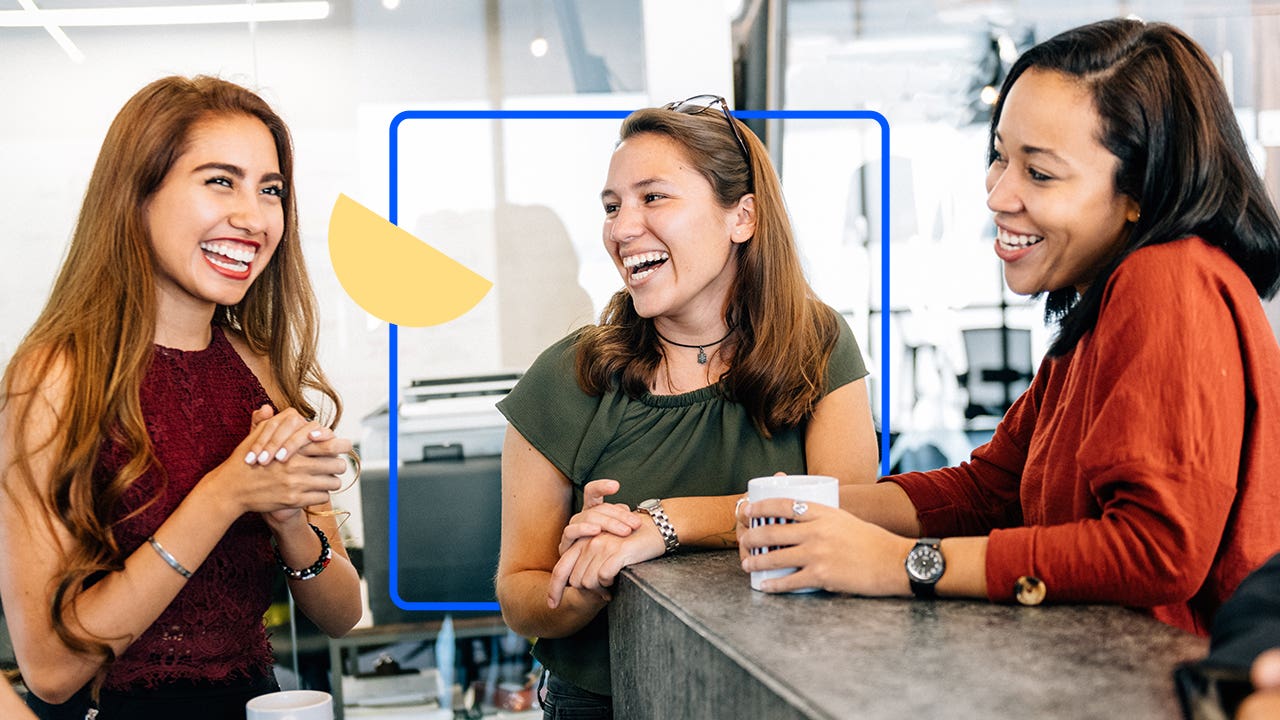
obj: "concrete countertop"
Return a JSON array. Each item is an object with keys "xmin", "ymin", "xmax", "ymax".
[{"xmin": 610, "ymin": 550, "xmax": 1207, "ymax": 719}]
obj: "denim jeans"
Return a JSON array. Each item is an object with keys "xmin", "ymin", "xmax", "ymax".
[{"xmin": 540, "ymin": 672, "xmax": 613, "ymax": 720}]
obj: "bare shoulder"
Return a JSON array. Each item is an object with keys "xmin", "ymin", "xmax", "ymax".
[
  {"xmin": 3, "ymin": 343, "xmax": 72, "ymax": 402},
  {"xmin": 222, "ymin": 327, "xmax": 286, "ymax": 406},
  {"xmin": 2, "ymin": 345, "xmax": 73, "ymax": 434},
  {"xmin": 0, "ymin": 345, "xmax": 73, "ymax": 503}
]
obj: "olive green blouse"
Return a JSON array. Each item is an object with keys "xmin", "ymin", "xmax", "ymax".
[{"xmin": 496, "ymin": 312, "xmax": 867, "ymax": 696}]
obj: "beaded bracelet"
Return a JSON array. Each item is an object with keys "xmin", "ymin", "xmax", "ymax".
[{"xmin": 275, "ymin": 523, "xmax": 332, "ymax": 581}]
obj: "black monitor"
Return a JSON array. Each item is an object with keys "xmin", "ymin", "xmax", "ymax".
[{"xmin": 359, "ymin": 456, "xmax": 502, "ymax": 625}]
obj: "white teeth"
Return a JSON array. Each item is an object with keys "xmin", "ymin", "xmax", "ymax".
[
  {"xmin": 206, "ymin": 255, "xmax": 248, "ymax": 272},
  {"xmin": 632, "ymin": 267, "xmax": 657, "ymax": 281},
  {"xmin": 200, "ymin": 241, "xmax": 257, "ymax": 264},
  {"xmin": 622, "ymin": 251, "xmax": 669, "ymax": 269},
  {"xmin": 997, "ymin": 228, "xmax": 1044, "ymax": 249}
]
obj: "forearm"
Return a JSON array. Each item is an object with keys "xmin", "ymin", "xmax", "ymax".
[
  {"xmin": 21, "ymin": 482, "xmax": 240, "ymax": 700},
  {"xmin": 843, "ymin": 486, "xmax": 987, "ymax": 598},
  {"xmin": 79, "ymin": 482, "xmax": 240, "ymax": 648},
  {"xmin": 936, "ymin": 536, "xmax": 989, "ymax": 598},
  {"xmin": 841, "ymin": 482, "xmax": 922, "ymax": 537},
  {"xmin": 271, "ymin": 514, "xmax": 362, "ymax": 637},
  {"xmin": 496, "ymin": 570, "xmax": 606, "ymax": 639},
  {"xmin": 662, "ymin": 494, "xmax": 743, "ymax": 549},
  {"xmin": 876, "ymin": 534, "xmax": 989, "ymax": 598}
]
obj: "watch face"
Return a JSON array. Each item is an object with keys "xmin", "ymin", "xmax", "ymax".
[
  {"xmin": 906, "ymin": 544, "xmax": 945, "ymax": 583},
  {"xmin": 638, "ymin": 498, "xmax": 660, "ymax": 513}
]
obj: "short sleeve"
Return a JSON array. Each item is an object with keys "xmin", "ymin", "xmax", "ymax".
[
  {"xmin": 495, "ymin": 332, "xmax": 600, "ymax": 481},
  {"xmin": 825, "ymin": 311, "xmax": 869, "ymax": 394}
]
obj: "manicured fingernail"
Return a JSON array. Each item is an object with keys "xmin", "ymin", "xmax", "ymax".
[
  {"xmin": 309, "ymin": 429, "xmax": 323, "ymax": 439},
  {"xmin": 275, "ymin": 447, "xmax": 288, "ymax": 461},
  {"xmin": 257, "ymin": 450, "xmax": 271, "ymax": 464},
  {"xmin": 245, "ymin": 451, "xmax": 258, "ymax": 465}
]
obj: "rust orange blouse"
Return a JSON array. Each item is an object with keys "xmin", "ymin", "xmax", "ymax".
[{"xmin": 889, "ymin": 236, "xmax": 1280, "ymax": 636}]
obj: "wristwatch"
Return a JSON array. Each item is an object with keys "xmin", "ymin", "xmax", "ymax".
[
  {"xmin": 905, "ymin": 538, "xmax": 946, "ymax": 598},
  {"xmin": 637, "ymin": 498, "xmax": 680, "ymax": 555}
]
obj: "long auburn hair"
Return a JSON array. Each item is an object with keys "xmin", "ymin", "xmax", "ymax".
[
  {"xmin": 990, "ymin": 19, "xmax": 1280, "ymax": 356},
  {"xmin": 575, "ymin": 105, "xmax": 840, "ymax": 437},
  {"xmin": 0, "ymin": 76, "xmax": 340, "ymax": 664}
]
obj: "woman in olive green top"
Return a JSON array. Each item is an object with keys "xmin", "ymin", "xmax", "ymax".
[{"xmin": 495, "ymin": 96, "xmax": 879, "ymax": 718}]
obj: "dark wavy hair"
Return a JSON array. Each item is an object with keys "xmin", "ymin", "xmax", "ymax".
[
  {"xmin": 989, "ymin": 18, "xmax": 1280, "ymax": 355},
  {"xmin": 574, "ymin": 105, "xmax": 840, "ymax": 437}
]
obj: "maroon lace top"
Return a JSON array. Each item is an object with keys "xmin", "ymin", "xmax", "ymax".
[{"xmin": 97, "ymin": 326, "xmax": 277, "ymax": 690}]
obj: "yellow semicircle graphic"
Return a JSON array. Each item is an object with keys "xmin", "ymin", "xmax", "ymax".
[{"xmin": 328, "ymin": 193, "xmax": 492, "ymax": 327}]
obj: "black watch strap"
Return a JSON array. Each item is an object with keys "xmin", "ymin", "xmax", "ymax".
[
  {"xmin": 910, "ymin": 576, "xmax": 939, "ymax": 599},
  {"xmin": 906, "ymin": 537, "xmax": 945, "ymax": 598}
]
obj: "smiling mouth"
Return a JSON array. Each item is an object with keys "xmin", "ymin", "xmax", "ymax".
[
  {"xmin": 997, "ymin": 227, "xmax": 1044, "ymax": 252},
  {"xmin": 622, "ymin": 251, "xmax": 669, "ymax": 281},
  {"xmin": 200, "ymin": 240, "xmax": 258, "ymax": 274}
]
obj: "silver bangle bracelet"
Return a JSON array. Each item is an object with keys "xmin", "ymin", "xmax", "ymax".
[{"xmin": 147, "ymin": 535, "xmax": 193, "ymax": 579}]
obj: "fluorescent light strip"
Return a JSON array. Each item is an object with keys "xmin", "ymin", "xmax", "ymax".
[
  {"xmin": 0, "ymin": 2, "xmax": 331, "ymax": 28},
  {"xmin": 17, "ymin": 0, "xmax": 84, "ymax": 62}
]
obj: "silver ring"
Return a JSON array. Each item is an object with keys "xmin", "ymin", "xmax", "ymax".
[{"xmin": 792, "ymin": 500, "xmax": 808, "ymax": 518}]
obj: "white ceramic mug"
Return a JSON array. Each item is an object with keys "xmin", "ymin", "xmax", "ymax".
[
  {"xmin": 245, "ymin": 690, "xmax": 334, "ymax": 720},
  {"xmin": 747, "ymin": 474, "xmax": 839, "ymax": 592}
]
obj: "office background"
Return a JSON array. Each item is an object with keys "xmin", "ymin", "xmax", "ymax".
[{"xmin": 3, "ymin": 0, "xmax": 1280, "ymax": 703}]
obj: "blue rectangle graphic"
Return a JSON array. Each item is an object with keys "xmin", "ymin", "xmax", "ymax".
[{"xmin": 386, "ymin": 109, "xmax": 890, "ymax": 611}]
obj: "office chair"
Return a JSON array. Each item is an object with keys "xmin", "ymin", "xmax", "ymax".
[{"xmin": 957, "ymin": 327, "xmax": 1034, "ymax": 422}]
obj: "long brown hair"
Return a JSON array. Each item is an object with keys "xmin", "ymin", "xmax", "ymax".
[
  {"xmin": 575, "ymin": 105, "xmax": 839, "ymax": 437},
  {"xmin": 0, "ymin": 76, "xmax": 340, "ymax": 663}
]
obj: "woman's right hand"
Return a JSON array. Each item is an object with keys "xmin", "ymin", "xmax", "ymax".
[
  {"xmin": 1240, "ymin": 649, "xmax": 1280, "ymax": 720},
  {"xmin": 201, "ymin": 406, "xmax": 350, "ymax": 518},
  {"xmin": 557, "ymin": 478, "xmax": 643, "ymax": 555}
]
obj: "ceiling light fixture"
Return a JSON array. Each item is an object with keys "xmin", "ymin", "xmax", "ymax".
[
  {"xmin": 16, "ymin": 0, "xmax": 83, "ymax": 62},
  {"xmin": 0, "ymin": 2, "xmax": 331, "ymax": 28}
]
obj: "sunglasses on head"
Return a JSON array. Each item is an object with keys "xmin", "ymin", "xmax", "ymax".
[{"xmin": 663, "ymin": 94, "xmax": 755, "ymax": 192}]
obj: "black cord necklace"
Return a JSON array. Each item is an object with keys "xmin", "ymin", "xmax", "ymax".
[{"xmin": 654, "ymin": 326, "xmax": 734, "ymax": 365}]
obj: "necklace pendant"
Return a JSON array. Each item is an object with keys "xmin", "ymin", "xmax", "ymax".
[{"xmin": 697, "ymin": 348, "xmax": 708, "ymax": 364}]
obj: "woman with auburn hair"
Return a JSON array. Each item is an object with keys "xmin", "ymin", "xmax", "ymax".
[
  {"xmin": 0, "ymin": 76, "xmax": 361, "ymax": 718},
  {"xmin": 495, "ymin": 96, "xmax": 879, "ymax": 716},
  {"xmin": 740, "ymin": 18, "xmax": 1280, "ymax": 636}
]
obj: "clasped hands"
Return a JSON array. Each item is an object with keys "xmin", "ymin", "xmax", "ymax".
[
  {"xmin": 546, "ymin": 479, "xmax": 665, "ymax": 609},
  {"xmin": 207, "ymin": 405, "xmax": 352, "ymax": 524}
]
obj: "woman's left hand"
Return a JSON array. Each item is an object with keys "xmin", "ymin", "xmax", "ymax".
[
  {"xmin": 738, "ymin": 498, "xmax": 913, "ymax": 595},
  {"xmin": 249, "ymin": 405, "xmax": 350, "ymax": 525},
  {"xmin": 546, "ymin": 521, "xmax": 665, "ymax": 608},
  {"xmin": 557, "ymin": 479, "xmax": 644, "ymax": 555}
]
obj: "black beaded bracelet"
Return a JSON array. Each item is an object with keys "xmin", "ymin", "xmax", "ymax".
[{"xmin": 275, "ymin": 523, "xmax": 332, "ymax": 581}]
